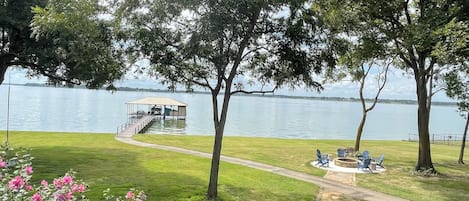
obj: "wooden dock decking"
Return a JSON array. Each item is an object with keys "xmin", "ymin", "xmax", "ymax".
[{"xmin": 116, "ymin": 115, "xmax": 155, "ymax": 137}]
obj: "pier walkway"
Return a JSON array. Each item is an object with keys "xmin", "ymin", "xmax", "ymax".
[{"xmin": 116, "ymin": 115, "xmax": 155, "ymax": 137}]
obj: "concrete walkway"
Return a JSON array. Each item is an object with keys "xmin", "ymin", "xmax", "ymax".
[{"xmin": 115, "ymin": 136, "xmax": 407, "ymax": 201}]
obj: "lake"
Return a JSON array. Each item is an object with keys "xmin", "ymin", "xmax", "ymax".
[{"xmin": 0, "ymin": 85, "xmax": 465, "ymax": 140}]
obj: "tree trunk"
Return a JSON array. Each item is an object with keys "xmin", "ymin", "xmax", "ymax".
[
  {"xmin": 0, "ymin": 64, "xmax": 6, "ymax": 85},
  {"xmin": 355, "ymin": 113, "xmax": 367, "ymax": 152},
  {"xmin": 458, "ymin": 113, "xmax": 469, "ymax": 164},
  {"xmin": 206, "ymin": 122, "xmax": 225, "ymax": 199},
  {"xmin": 0, "ymin": 57, "xmax": 7, "ymax": 85},
  {"xmin": 415, "ymin": 76, "xmax": 435, "ymax": 172},
  {"xmin": 206, "ymin": 87, "xmax": 232, "ymax": 200}
]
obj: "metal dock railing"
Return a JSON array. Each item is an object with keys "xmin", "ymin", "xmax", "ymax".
[{"xmin": 116, "ymin": 115, "xmax": 155, "ymax": 137}]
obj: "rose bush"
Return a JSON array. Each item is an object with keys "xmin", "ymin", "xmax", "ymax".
[{"xmin": 0, "ymin": 144, "xmax": 147, "ymax": 201}]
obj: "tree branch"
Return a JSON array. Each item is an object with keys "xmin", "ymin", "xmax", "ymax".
[
  {"xmin": 393, "ymin": 39, "xmax": 413, "ymax": 68},
  {"xmin": 424, "ymin": 58, "xmax": 436, "ymax": 75},
  {"xmin": 431, "ymin": 87, "xmax": 445, "ymax": 97},
  {"xmin": 359, "ymin": 64, "xmax": 367, "ymax": 112},
  {"xmin": 366, "ymin": 59, "xmax": 391, "ymax": 112},
  {"xmin": 8, "ymin": 61, "xmax": 82, "ymax": 85},
  {"xmin": 227, "ymin": 9, "xmax": 261, "ymax": 82},
  {"xmin": 231, "ymin": 88, "xmax": 275, "ymax": 95},
  {"xmin": 404, "ymin": 0, "xmax": 413, "ymax": 25},
  {"xmin": 240, "ymin": 46, "xmax": 268, "ymax": 61}
]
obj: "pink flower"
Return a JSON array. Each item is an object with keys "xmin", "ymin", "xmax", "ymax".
[
  {"xmin": 8, "ymin": 176, "xmax": 25, "ymax": 190},
  {"xmin": 41, "ymin": 180, "xmax": 48, "ymax": 187},
  {"xmin": 62, "ymin": 175, "xmax": 73, "ymax": 185},
  {"xmin": 53, "ymin": 178, "xmax": 64, "ymax": 189},
  {"xmin": 71, "ymin": 184, "xmax": 79, "ymax": 193},
  {"xmin": 25, "ymin": 165, "xmax": 33, "ymax": 174},
  {"xmin": 78, "ymin": 184, "xmax": 86, "ymax": 192},
  {"xmin": 126, "ymin": 191, "xmax": 135, "ymax": 199},
  {"xmin": 54, "ymin": 193, "xmax": 65, "ymax": 201},
  {"xmin": 0, "ymin": 160, "xmax": 6, "ymax": 168},
  {"xmin": 25, "ymin": 185, "xmax": 33, "ymax": 191},
  {"xmin": 71, "ymin": 183, "xmax": 86, "ymax": 193},
  {"xmin": 32, "ymin": 193, "xmax": 42, "ymax": 201},
  {"xmin": 66, "ymin": 192, "xmax": 73, "ymax": 200}
]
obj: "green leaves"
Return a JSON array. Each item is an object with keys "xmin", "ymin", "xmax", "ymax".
[
  {"xmin": 0, "ymin": 0, "xmax": 124, "ymax": 89},
  {"xmin": 432, "ymin": 19, "xmax": 469, "ymax": 64},
  {"xmin": 445, "ymin": 71, "xmax": 469, "ymax": 115},
  {"xmin": 116, "ymin": 0, "xmax": 330, "ymax": 92},
  {"xmin": 30, "ymin": 0, "xmax": 125, "ymax": 89}
]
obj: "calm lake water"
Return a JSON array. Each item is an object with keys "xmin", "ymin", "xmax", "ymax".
[{"xmin": 0, "ymin": 85, "xmax": 465, "ymax": 140}]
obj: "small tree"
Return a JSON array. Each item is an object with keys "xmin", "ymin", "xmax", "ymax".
[
  {"xmin": 345, "ymin": 61, "xmax": 391, "ymax": 152},
  {"xmin": 445, "ymin": 71, "xmax": 469, "ymax": 164},
  {"xmin": 1, "ymin": 0, "xmax": 124, "ymax": 88},
  {"xmin": 115, "ymin": 0, "xmax": 335, "ymax": 199},
  {"xmin": 327, "ymin": 35, "xmax": 392, "ymax": 152}
]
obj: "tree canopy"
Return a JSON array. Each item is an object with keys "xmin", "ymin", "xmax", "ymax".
[
  {"xmin": 0, "ymin": 0, "xmax": 125, "ymax": 88},
  {"xmin": 314, "ymin": 0, "xmax": 469, "ymax": 172},
  {"xmin": 115, "ymin": 0, "xmax": 336, "ymax": 199},
  {"xmin": 116, "ymin": 0, "xmax": 337, "ymax": 91}
]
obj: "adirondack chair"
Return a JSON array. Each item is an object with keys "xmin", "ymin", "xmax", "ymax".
[
  {"xmin": 337, "ymin": 148, "xmax": 345, "ymax": 158},
  {"xmin": 375, "ymin": 154, "xmax": 385, "ymax": 168},
  {"xmin": 316, "ymin": 149, "xmax": 329, "ymax": 167},
  {"xmin": 358, "ymin": 150, "xmax": 370, "ymax": 161},
  {"xmin": 357, "ymin": 158, "xmax": 373, "ymax": 173}
]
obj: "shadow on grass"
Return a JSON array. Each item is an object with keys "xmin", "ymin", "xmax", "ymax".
[
  {"xmin": 24, "ymin": 145, "xmax": 315, "ymax": 201},
  {"xmin": 217, "ymin": 184, "xmax": 314, "ymax": 201},
  {"xmin": 409, "ymin": 160, "xmax": 469, "ymax": 201},
  {"xmin": 24, "ymin": 146, "xmax": 210, "ymax": 200}
]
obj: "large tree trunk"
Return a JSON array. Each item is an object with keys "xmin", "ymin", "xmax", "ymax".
[
  {"xmin": 415, "ymin": 76, "xmax": 435, "ymax": 172},
  {"xmin": 355, "ymin": 113, "xmax": 367, "ymax": 152},
  {"xmin": 458, "ymin": 113, "xmax": 469, "ymax": 164},
  {"xmin": 206, "ymin": 87, "xmax": 232, "ymax": 200}
]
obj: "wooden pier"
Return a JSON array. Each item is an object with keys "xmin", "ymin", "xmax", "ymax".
[{"xmin": 116, "ymin": 115, "xmax": 155, "ymax": 138}]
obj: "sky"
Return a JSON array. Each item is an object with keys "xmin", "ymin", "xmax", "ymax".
[{"xmin": 3, "ymin": 68, "xmax": 453, "ymax": 102}]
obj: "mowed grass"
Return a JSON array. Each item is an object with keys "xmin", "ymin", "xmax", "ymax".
[
  {"xmin": 134, "ymin": 134, "xmax": 469, "ymax": 201},
  {"xmin": 0, "ymin": 131, "xmax": 318, "ymax": 201}
]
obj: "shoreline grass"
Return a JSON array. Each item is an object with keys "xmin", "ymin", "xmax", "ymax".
[
  {"xmin": 134, "ymin": 134, "xmax": 469, "ymax": 201},
  {"xmin": 0, "ymin": 131, "xmax": 318, "ymax": 201}
]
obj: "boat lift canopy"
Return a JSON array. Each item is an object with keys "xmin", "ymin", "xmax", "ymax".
[
  {"xmin": 126, "ymin": 97, "xmax": 187, "ymax": 119},
  {"xmin": 126, "ymin": 97, "xmax": 187, "ymax": 106}
]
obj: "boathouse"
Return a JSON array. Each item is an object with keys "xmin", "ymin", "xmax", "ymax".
[
  {"xmin": 116, "ymin": 97, "xmax": 187, "ymax": 137},
  {"xmin": 126, "ymin": 97, "xmax": 187, "ymax": 120}
]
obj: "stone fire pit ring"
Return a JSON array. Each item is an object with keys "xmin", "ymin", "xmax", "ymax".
[{"xmin": 334, "ymin": 158, "xmax": 358, "ymax": 168}]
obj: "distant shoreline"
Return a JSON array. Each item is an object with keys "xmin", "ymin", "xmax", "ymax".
[{"xmin": 14, "ymin": 82, "xmax": 457, "ymax": 107}]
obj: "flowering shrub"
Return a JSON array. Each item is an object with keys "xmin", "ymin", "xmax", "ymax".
[
  {"xmin": 103, "ymin": 188, "xmax": 148, "ymax": 201},
  {"xmin": 0, "ymin": 144, "xmax": 147, "ymax": 201}
]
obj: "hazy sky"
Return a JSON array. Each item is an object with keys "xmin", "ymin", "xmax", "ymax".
[{"xmin": 4, "ymin": 68, "xmax": 452, "ymax": 102}]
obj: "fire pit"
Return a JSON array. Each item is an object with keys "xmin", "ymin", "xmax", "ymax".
[{"xmin": 334, "ymin": 158, "xmax": 358, "ymax": 168}]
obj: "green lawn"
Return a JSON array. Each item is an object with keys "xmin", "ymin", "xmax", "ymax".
[
  {"xmin": 134, "ymin": 134, "xmax": 469, "ymax": 201},
  {"xmin": 0, "ymin": 131, "xmax": 318, "ymax": 201}
]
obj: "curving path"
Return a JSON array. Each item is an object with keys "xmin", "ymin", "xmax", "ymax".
[{"xmin": 115, "ymin": 136, "xmax": 407, "ymax": 201}]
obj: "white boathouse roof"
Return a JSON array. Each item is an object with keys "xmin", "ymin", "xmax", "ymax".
[{"xmin": 126, "ymin": 97, "xmax": 187, "ymax": 106}]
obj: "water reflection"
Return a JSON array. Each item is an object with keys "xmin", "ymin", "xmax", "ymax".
[{"xmin": 146, "ymin": 119, "xmax": 186, "ymax": 134}]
